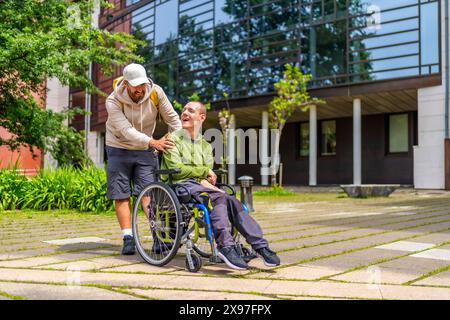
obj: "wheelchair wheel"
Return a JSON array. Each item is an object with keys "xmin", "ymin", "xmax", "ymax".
[
  {"xmin": 185, "ymin": 253, "xmax": 202, "ymax": 273},
  {"xmin": 132, "ymin": 182, "xmax": 182, "ymax": 267}
]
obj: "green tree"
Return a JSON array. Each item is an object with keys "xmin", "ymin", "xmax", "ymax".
[
  {"xmin": 268, "ymin": 64, "xmax": 325, "ymax": 186},
  {"xmin": 0, "ymin": 0, "xmax": 143, "ymax": 163}
]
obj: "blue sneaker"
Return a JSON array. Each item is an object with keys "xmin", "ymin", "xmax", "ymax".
[
  {"xmin": 217, "ymin": 246, "xmax": 248, "ymax": 270},
  {"xmin": 121, "ymin": 235, "xmax": 135, "ymax": 255}
]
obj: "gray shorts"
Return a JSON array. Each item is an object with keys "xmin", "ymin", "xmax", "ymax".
[{"xmin": 106, "ymin": 146, "xmax": 159, "ymax": 200}]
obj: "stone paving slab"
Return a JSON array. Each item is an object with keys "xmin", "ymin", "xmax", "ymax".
[
  {"xmin": 104, "ymin": 261, "xmax": 180, "ymax": 274},
  {"xmin": 278, "ymin": 220, "xmax": 450, "ymax": 265},
  {"xmin": 273, "ymin": 217, "xmax": 450, "ymax": 254},
  {"xmin": 375, "ymin": 241, "xmax": 436, "ymax": 252},
  {"xmin": 261, "ymin": 279, "xmax": 450, "ymax": 300},
  {"xmin": 1, "ymin": 267, "xmax": 449, "ymax": 300},
  {"xmin": 0, "ymin": 281, "xmax": 140, "ymax": 300},
  {"xmin": 331, "ymin": 256, "xmax": 450, "ymax": 284},
  {"xmin": 1, "ymin": 194, "xmax": 450, "ymax": 299},
  {"xmin": 0, "ymin": 243, "xmax": 119, "ymax": 262},
  {"xmin": 0, "ymin": 226, "xmax": 118, "ymax": 242},
  {"xmin": 0, "ymin": 249, "xmax": 119, "ymax": 268},
  {"xmin": 129, "ymin": 288, "xmax": 274, "ymax": 300},
  {"xmin": 265, "ymin": 226, "xmax": 349, "ymax": 242},
  {"xmin": 246, "ymin": 265, "xmax": 343, "ymax": 281},
  {"xmin": 293, "ymin": 248, "xmax": 404, "ymax": 279},
  {"xmin": 411, "ymin": 249, "xmax": 450, "ymax": 261},
  {"xmin": 414, "ymin": 270, "xmax": 450, "ymax": 287},
  {"xmin": 407, "ymin": 232, "xmax": 450, "ymax": 245},
  {"xmin": 32, "ymin": 253, "xmax": 144, "ymax": 271}
]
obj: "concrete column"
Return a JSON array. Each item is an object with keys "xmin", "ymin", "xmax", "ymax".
[
  {"xmin": 309, "ymin": 105, "xmax": 317, "ymax": 186},
  {"xmin": 261, "ymin": 111, "xmax": 269, "ymax": 185},
  {"xmin": 44, "ymin": 78, "xmax": 70, "ymax": 169},
  {"xmin": 228, "ymin": 114, "xmax": 236, "ymax": 185},
  {"xmin": 353, "ymin": 98, "xmax": 362, "ymax": 186}
]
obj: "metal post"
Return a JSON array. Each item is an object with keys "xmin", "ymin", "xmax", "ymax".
[
  {"xmin": 238, "ymin": 176, "xmax": 254, "ymax": 212},
  {"xmin": 279, "ymin": 163, "xmax": 283, "ymax": 187}
]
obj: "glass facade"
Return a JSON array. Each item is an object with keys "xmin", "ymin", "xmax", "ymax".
[{"xmin": 125, "ymin": 0, "xmax": 440, "ymax": 103}]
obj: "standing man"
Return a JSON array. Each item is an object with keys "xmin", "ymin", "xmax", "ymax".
[{"xmin": 105, "ymin": 63, "xmax": 181, "ymax": 255}]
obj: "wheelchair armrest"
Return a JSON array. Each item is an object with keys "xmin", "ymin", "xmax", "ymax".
[
  {"xmin": 156, "ymin": 169, "xmax": 181, "ymax": 175},
  {"xmin": 156, "ymin": 169, "xmax": 181, "ymax": 184},
  {"xmin": 216, "ymin": 183, "xmax": 236, "ymax": 196}
]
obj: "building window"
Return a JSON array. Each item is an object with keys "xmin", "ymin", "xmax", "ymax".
[
  {"xmin": 126, "ymin": 0, "xmax": 141, "ymax": 6},
  {"xmin": 299, "ymin": 122, "xmax": 310, "ymax": 157},
  {"xmin": 388, "ymin": 113, "xmax": 409, "ymax": 153},
  {"xmin": 321, "ymin": 120, "xmax": 336, "ymax": 156}
]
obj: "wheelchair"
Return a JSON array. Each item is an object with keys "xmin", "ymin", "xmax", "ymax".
[{"xmin": 131, "ymin": 169, "xmax": 256, "ymax": 272}]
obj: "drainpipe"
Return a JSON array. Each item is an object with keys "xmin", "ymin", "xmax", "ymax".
[
  {"xmin": 445, "ymin": 0, "xmax": 450, "ymax": 190},
  {"xmin": 445, "ymin": 0, "xmax": 449, "ymax": 139}
]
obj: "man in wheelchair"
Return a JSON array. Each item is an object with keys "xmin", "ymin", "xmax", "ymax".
[{"xmin": 159, "ymin": 101, "xmax": 280, "ymax": 270}]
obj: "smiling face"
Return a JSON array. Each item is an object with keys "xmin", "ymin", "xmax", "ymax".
[
  {"xmin": 124, "ymin": 81, "xmax": 146, "ymax": 102},
  {"xmin": 181, "ymin": 102, "xmax": 206, "ymax": 131}
]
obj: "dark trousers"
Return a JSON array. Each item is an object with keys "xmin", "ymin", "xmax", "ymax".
[{"xmin": 178, "ymin": 179, "xmax": 268, "ymax": 250}]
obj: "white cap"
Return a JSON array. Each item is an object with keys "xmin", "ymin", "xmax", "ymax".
[{"xmin": 123, "ymin": 63, "xmax": 150, "ymax": 87}]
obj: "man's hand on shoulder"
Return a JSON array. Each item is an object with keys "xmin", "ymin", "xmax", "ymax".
[{"xmin": 149, "ymin": 133, "xmax": 176, "ymax": 152}]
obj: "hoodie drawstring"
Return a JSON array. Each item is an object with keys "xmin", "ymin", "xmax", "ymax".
[{"xmin": 140, "ymin": 104, "xmax": 143, "ymax": 133}]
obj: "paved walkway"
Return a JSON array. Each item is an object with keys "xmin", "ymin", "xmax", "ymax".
[{"xmin": 1, "ymin": 190, "xmax": 450, "ymax": 300}]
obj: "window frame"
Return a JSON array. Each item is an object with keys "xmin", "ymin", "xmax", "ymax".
[
  {"xmin": 319, "ymin": 119, "xmax": 337, "ymax": 157},
  {"xmin": 385, "ymin": 112, "xmax": 411, "ymax": 156},
  {"xmin": 297, "ymin": 121, "xmax": 310, "ymax": 159}
]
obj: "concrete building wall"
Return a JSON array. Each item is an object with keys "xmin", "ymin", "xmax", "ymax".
[{"xmin": 414, "ymin": 0, "xmax": 448, "ymax": 189}]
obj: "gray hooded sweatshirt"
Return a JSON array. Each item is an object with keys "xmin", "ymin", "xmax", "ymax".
[{"xmin": 105, "ymin": 77, "xmax": 181, "ymax": 150}]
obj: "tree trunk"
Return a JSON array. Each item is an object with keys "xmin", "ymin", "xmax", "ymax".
[{"xmin": 271, "ymin": 127, "xmax": 282, "ymax": 186}]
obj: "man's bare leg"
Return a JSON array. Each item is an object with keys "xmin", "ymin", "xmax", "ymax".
[
  {"xmin": 115, "ymin": 198, "xmax": 135, "ymax": 255},
  {"xmin": 115, "ymin": 198, "xmax": 132, "ymax": 229},
  {"xmin": 141, "ymin": 196, "xmax": 150, "ymax": 218}
]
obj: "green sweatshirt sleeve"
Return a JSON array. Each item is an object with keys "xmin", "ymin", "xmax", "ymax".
[
  {"xmin": 161, "ymin": 143, "xmax": 210, "ymax": 182},
  {"xmin": 204, "ymin": 142, "xmax": 214, "ymax": 170}
]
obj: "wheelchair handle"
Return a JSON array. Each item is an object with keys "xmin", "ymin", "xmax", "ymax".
[{"xmin": 213, "ymin": 169, "xmax": 227, "ymax": 175}]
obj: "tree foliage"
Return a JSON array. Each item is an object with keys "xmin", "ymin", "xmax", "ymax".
[
  {"xmin": 268, "ymin": 64, "xmax": 325, "ymax": 185},
  {"xmin": 0, "ymin": 0, "xmax": 144, "ymax": 164},
  {"xmin": 269, "ymin": 64, "xmax": 324, "ymax": 132}
]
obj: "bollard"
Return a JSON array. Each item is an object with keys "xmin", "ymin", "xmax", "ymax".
[{"xmin": 238, "ymin": 176, "xmax": 254, "ymax": 212}]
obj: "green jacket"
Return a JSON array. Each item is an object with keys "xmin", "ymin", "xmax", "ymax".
[{"xmin": 160, "ymin": 129, "xmax": 214, "ymax": 183}]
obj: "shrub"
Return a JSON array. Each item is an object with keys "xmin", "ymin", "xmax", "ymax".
[
  {"xmin": 0, "ymin": 169, "xmax": 27, "ymax": 210},
  {"xmin": 0, "ymin": 167, "xmax": 114, "ymax": 212}
]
